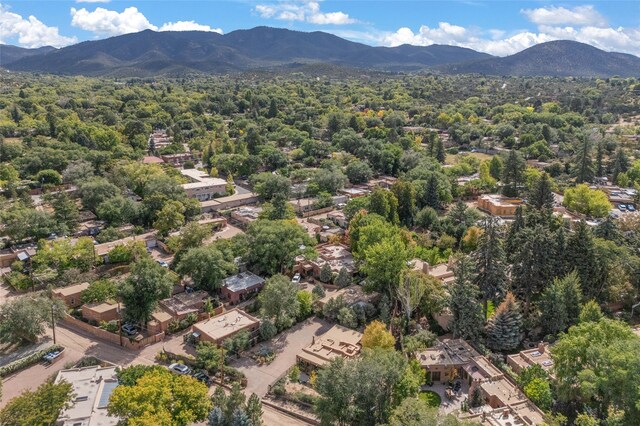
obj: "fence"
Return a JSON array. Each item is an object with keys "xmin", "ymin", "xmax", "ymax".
[{"xmin": 61, "ymin": 314, "xmax": 165, "ymax": 350}]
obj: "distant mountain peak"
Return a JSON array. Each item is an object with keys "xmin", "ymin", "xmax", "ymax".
[{"xmin": 2, "ymin": 28, "xmax": 637, "ymax": 77}]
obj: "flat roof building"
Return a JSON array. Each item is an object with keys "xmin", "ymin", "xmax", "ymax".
[
  {"xmin": 192, "ymin": 309, "xmax": 260, "ymax": 346},
  {"xmin": 180, "ymin": 169, "xmax": 229, "ymax": 202},
  {"xmin": 507, "ymin": 342, "xmax": 554, "ymax": 376},
  {"xmin": 297, "ymin": 324, "xmax": 363, "ymax": 368},
  {"xmin": 52, "ymin": 282, "xmax": 90, "ymax": 308},
  {"xmin": 221, "ymin": 272, "xmax": 265, "ymax": 305},
  {"xmin": 54, "ymin": 365, "xmax": 120, "ymax": 426},
  {"xmin": 295, "ymin": 243, "xmax": 356, "ymax": 279},
  {"xmin": 478, "ymin": 194, "xmax": 525, "ymax": 218},
  {"xmin": 159, "ymin": 290, "xmax": 210, "ymax": 320}
]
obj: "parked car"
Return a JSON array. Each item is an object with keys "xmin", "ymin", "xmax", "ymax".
[
  {"xmin": 121, "ymin": 323, "xmax": 138, "ymax": 336},
  {"xmin": 191, "ymin": 370, "xmax": 211, "ymax": 386},
  {"xmin": 627, "ymin": 204, "xmax": 636, "ymax": 212},
  {"xmin": 618, "ymin": 204, "xmax": 627, "ymax": 211},
  {"xmin": 291, "ymin": 273, "xmax": 301, "ymax": 284},
  {"xmin": 43, "ymin": 350, "xmax": 62, "ymax": 363},
  {"xmin": 169, "ymin": 363, "xmax": 191, "ymax": 375}
]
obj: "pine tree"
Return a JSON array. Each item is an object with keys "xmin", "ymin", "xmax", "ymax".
[
  {"xmin": 319, "ymin": 263, "xmax": 333, "ymax": 283},
  {"xmin": 502, "ymin": 150, "xmax": 525, "ymax": 197},
  {"xmin": 511, "ymin": 225, "xmax": 556, "ymax": 316},
  {"xmin": 335, "ymin": 266, "xmax": 350, "ymax": 288},
  {"xmin": 423, "ymin": 175, "xmax": 441, "ymax": 210},
  {"xmin": 612, "ymin": 148, "xmax": 629, "ymax": 184},
  {"xmin": 473, "ymin": 217, "xmax": 508, "ymax": 318},
  {"xmin": 245, "ymin": 394, "xmax": 262, "ymax": 426},
  {"xmin": 528, "ymin": 172, "xmax": 555, "ymax": 210},
  {"xmin": 594, "ymin": 215, "xmax": 620, "ymax": 241},
  {"xmin": 391, "ymin": 180, "xmax": 416, "ymax": 226},
  {"xmin": 538, "ymin": 279, "xmax": 568, "ymax": 337},
  {"xmin": 230, "ymin": 408, "xmax": 251, "ymax": 426},
  {"xmin": 566, "ymin": 221, "xmax": 603, "ymax": 300},
  {"xmin": 486, "ymin": 292, "xmax": 523, "ymax": 352},
  {"xmin": 267, "ymin": 98, "xmax": 278, "ymax": 118},
  {"xmin": 552, "ymin": 226, "xmax": 569, "ymax": 277},
  {"xmin": 435, "ymin": 138, "xmax": 446, "ymax": 163},
  {"xmin": 573, "ymin": 132, "xmax": 595, "ymax": 184},
  {"xmin": 449, "ymin": 256, "xmax": 484, "ymax": 342},
  {"xmin": 595, "ymin": 139, "xmax": 605, "ymax": 177},
  {"xmin": 504, "ymin": 206, "xmax": 524, "ymax": 262},
  {"xmin": 208, "ymin": 407, "xmax": 225, "ymax": 426},
  {"xmin": 489, "ymin": 156, "xmax": 504, "ymax": 181}
]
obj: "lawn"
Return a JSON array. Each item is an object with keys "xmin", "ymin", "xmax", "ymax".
[{"xmin": 419, "ymin": 390, "xmax": 442, "ymax": 408}]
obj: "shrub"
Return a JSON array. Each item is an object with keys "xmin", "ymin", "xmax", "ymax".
[{"xmin": 0, "ymin": 344, "xmax": 63, "ymax": 378}]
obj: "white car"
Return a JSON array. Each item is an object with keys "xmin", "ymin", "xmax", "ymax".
[
  {"xmin": 168, "ymin": 363, "xmax": 191, "ymax": 375},
  {"xmin": 291, "ymin": 273, "xmax": 301, "ymax": 284}
]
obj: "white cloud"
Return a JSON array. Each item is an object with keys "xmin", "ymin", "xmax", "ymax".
[
  {"xmin": 255, "ymin": 1, "xmax": 356, "ymax": 25},
  {"xmin": 75, "ymin": 0, "xmax": 111, "ymax": 3},
  {"xmin": 70, "ymin": 6, "xmax": 157, "ymax": 36},
  {"xmin": 367, "ymin": 6, "xmax": 640, "ymax": 58},
  {"xmin": 70, "ymin": 6, "xmax": 223, "ymax": 37},
  {"xmin": 159, "ymin": 21, "xmax": 223, "ymax": 34},
  {"xmin": 522, "ymin": 5, "xmax": 607, "ymax": 27},
  {"xmin": 0, "ymin": 5, "xmax": 77, "ymax": 47}
]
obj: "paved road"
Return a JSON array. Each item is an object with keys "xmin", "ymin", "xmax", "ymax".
[{"xmin": 231, "ymin": 317, "xmax": 332, "ymax": 397}]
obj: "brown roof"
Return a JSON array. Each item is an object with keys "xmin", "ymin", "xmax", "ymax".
[{"xmin": 52, "ymin": 282, "xmax": 90, "ymax": 297}]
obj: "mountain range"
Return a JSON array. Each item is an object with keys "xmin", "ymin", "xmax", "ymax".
[{"xmin": 1, "ymin": 26, "xmax": 638, "ymax": 77}]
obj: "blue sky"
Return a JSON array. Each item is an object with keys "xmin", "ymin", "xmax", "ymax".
[{"xmin": 1, "ymin": 1, "xmax": 639, "ymax": 56}]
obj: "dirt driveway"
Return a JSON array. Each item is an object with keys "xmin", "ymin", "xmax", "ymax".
[{"xmin": 231, "ymin": 317, "xmax": 332, "ymax": 397}]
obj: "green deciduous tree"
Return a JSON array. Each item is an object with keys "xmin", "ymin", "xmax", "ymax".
[
  {"xmin": 176, "ymin": 245, "xmax": 236, "ymax": 291},
  {"xmin": 108, "ymin": 367, "xmax": 211, "ymax": 426},
  {"xmin": 563, "ymin": 184, "xmax": 611, "ymax": 218},
  {"xmin": 244, "ymin": 220, "xmax": 314, "ymax": 275},
  {"xmin": 315, "ymin": 348, "xmax": 420, "ymax": 426},
  {"xmin": 120, "ymin": 257, "xmax": 173, "ymax": 325},
  {"xmin": 258, "ymin": 274, "xmax": 300, "ymax": 331},
  {"xmin": 552, "ymin": 318, "xmax": 640, "ymax": 423},
  {"xmin": 0, "ymin": 381, "xmax": 73, "ymax": 426},
  {"xmin": 0, "ymin": 296, "xmax": 66, "ymax": 344}
]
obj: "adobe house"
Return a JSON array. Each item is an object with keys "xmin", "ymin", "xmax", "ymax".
[
  {"xmin": 220, "ymin": 272, "xmax": 265, "ymax": 305},
  {"xmin": 52, "ymin": 282, "xmax": 90, "ymax": 308}
]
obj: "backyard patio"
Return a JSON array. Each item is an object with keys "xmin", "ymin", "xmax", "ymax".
[{"xmin": 421, "ymin": 380, "xmax": 470, "ymax": 414}]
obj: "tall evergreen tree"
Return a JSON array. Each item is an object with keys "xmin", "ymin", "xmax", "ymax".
[
  {"xmin": 611, "ymin": 148, "xmax": 629, "ymax": 184},
  {"xmin": 391, "ymin": 180, "xmax": 416, "ymax": 226},
  {"xmin": 504, "ymin": 206, "xmax": 524, "ymax": 262},
  {"xmin": 423, "ymin": 175, "xmax": 441, "ymax": 210},
  {"xmin": 594, "ymin": 215, "xmax": 620, "ymax": 241},
  {"xmin": 435, "ymin": 138, "xmax": 446, "ymax": 163},
  {"xmin": 486, "ymin": 292, "xmax": 523, "ymax": 352},
  {"xmin": 489, "ymin": 156, "xmax": 504, "ymax": 181},
  {"xmin": 595, "ymin": 139, "xmax": 605, "ymax": 177},
  {"xmin": 449, "ymin": 255, "xmax": 484, "ymax": 342},
  {"xmin": 552, "ymin": 226, "xmax": 569, "ymax": 277},
  {"xmin": 511, "ymin": 225, "xmax": 556, "ymax": 315},
  {"xmin": 473, "ymin": 216, "xmax": 508, "ymax": 318},
  {"xmin": 539, "ymin": 271, "xmax": 583, "ymax": 337},
  {"xmin": 502, "ymin": 150, "xmax": 525, "ymax": 197},
  {"xmin": 528, "ymin": 172, "xmax": 555, "ymax": 210},
  {"xmin": 565, "ymin": 221, "xmax": 604, "ymax": 300},
  {"xmin": 573, "ymin": 132, "xmax": 595, "ymax": 183}
]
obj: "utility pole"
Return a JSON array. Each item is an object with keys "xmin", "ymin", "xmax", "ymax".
[
  {"xmin": 117, "ymin": 302, "xmax": 123, "ymax": 347},
  {"xmin": 51, "ymin": 304, "xmax": 57, "ymax": 345}
]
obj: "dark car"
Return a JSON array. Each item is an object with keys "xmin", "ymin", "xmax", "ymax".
[
  {"xmin": 191, "ymin": 370, "xmax": 211, "ymax": 386},
  {"xmin": 121, "ymin": 323, "xmax": 138, "ymax": 336}
]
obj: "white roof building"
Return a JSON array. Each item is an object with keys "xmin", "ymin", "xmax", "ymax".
[{"xmin": 55, "ymin": 365, "xmax": 120, "ymax": 426}]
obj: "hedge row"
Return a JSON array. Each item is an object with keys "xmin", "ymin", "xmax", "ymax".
[{"xmin": 0, "ymin": 344, "xmax": 64, "ymax": 378}]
